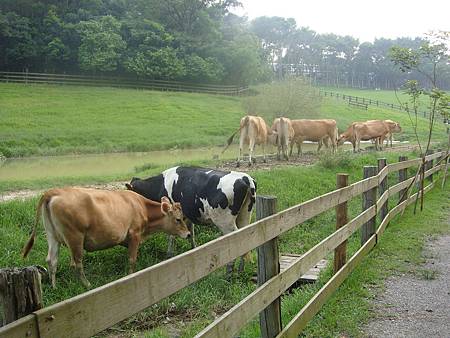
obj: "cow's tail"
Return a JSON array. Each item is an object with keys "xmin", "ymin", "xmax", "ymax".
[
  {"xmin": 22, "ymin": 192, "xmax": 52, "ymax": 258},
  {"xmin": 222, "ymin": 116, "xmax": 250, "ymax": 154}
]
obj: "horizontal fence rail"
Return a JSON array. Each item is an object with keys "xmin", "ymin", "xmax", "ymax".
[
  {"xmin": 0, "ymin": 71, "xmax": 249, "ymax": 96},
  {"xmin": 0, "ymin": 151, "xmax": 448, "ymax": 338}
]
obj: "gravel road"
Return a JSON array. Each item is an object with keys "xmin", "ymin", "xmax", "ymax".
[{"xmin": 364, "ymin": 234, "xmax": 450, "ymax": 338}]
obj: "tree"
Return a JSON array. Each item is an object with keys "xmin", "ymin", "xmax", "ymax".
[
  {"xmin": 77, "ymin": 15, "xmax": 125, "ymax": 72},
  {"xmin": 390, "ymin": 31, "xmax": 450, "ymax": 211}
]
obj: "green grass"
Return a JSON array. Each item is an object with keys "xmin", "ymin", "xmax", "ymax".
[
  {"xmin": 0, "ymin": 83, "xmax": 447, "ymax": 160},
  {"xmin": 0, "ymin": 83, "xmax": 243, "ymax": 157},
  {"xmin": 1, "ymin": 150, "xmax": 448, "ymax": 337}
]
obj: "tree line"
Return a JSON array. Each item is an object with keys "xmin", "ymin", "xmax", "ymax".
[{"xmin": 1, "ymin": 0, "xmax": 449, "ymax": 88}]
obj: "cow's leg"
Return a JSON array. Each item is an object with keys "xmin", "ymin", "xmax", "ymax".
[
  {"xmin": 248, "ymin": 139, "xmax": 255, "ymax": 166},
  {"xmin": 237, "ymin": 134, "xmax": 245, "ymax": 167},
  {"xmin": 45, "ymin": 233, "xmax": 60, "ymax": 288},
  {"xmin": 166, "ymin": 234, "xmax": 175, "ymax": 258},
  {"xmin": 262, "ymin": 142, "xmax": 267, "ymax": 163},
  {"xmin": 289, "ymin": 140, "xmax": 294, "ymax": 157},
  {"xmin": 127, "ymin": 233, "xmax": 141, "ymax": 274},
  {"xmin": 298, "ymin": 141, "xmax": 303, "ymax": 156},
  {"xmin": 214, "ymin": 218, "xmax": 240, "ymax": 277},
  {"xmin": 69, "ymin": 242, "xmax": 90, "ymax": 288},
  {"xmin": 317, "ymin": 139, "xmax": 323, "ymax": 152},
  {"xmin": 187, "ymin": 220, "xmax": 196, "ymax": 249},
  {"xmin": 236, "ymin": 196, "xmax": 253, "ymax": 273}
]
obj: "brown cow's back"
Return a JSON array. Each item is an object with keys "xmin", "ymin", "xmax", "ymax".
[{"xmin": 48, "ymin": 188, "xmax": 147, "ymax": 251}]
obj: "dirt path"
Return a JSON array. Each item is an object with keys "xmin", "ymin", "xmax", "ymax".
[{"xmin": 364, "ymin": 234, "xmax": 450, "ymax": 338}]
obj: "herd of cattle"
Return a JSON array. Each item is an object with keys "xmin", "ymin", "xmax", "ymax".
[
  {"xmin": 227, "ymin": 115, "xmax": 402, "ymax": 165},
  {"xmin": 21, "ymin": 116, "xmax": 401, "ymax": 288}
]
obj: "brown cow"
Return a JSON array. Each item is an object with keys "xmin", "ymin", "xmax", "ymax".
[
  {"xmin": 338, "ymin": 120, "xmax": 391, "ymax": 152},
  {"xmin": 290, "ymin": 119, "xmax": 338, "ymax": 155},
  {"xmin": 22, "ymin": 188, "xmax": 190, "ymax": 288},
  {"xmin": 225, "ymin": 115, "xmax": 276, "ymax": 166},
  {"xmin": 271, "ymin": 117, "xmax": 295, "ymax": 160}
]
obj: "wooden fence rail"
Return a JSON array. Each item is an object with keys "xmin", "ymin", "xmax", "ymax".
[
  {"xmin": 0, "ymin": 71, "xmax": 249, "ymax": 96},
  {"xmin": 0, "ymin": 151, "xmax": 448, "ymax": 338}
]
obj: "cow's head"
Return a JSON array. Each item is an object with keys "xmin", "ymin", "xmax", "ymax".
[
  {"xmin": 267, "ymin": 129, "xmax": 278, "ymax": 146},
  {"xmin": 160, "ymin": 196, "xmax": 190, "ymax": 239},
  {"xmin": 393, "ymin": 122, "xmax": 401, "ymax": 133},
  {"xmin": 337, "ymin": 133, "xmax": 348, "ymax": 146}
]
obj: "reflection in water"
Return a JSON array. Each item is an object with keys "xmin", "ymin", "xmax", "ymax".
[{"xmin": 0, "ymin": 143, "xmax": 345, "ymax": 181}]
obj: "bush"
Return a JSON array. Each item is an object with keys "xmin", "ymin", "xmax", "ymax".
[
  {"xmin": 241, "ymin": 77, "xmax": 321, "ymax": 121},
  {"xmin": 317, "ymin": 151, "xmax": 354, "ymax": 169}
]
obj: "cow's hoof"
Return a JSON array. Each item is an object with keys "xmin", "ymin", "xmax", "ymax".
[{"xmin": 236, "ymin": 162, "xmax": 240, "ymax": 168}]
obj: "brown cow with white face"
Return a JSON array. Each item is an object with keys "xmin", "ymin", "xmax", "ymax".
[{"xmin": 22, "ymin": 188, "xmax": 190, "ymax": 288}]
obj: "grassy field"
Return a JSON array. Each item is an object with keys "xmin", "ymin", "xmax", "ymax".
[
  {"xmin": 1, "ymin": 149, "xmax": 448, "ymax": 337},
  {"xmin": 0, "ymin": 83, "xmax": 243, "ymax": 157},
  {"xmin": 0, "ymin": 83, "xmax": 448, "ymax": 160}
]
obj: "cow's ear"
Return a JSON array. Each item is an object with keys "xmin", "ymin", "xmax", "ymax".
[
  {"xmin": 161, "ymin": 201, "xmax": 170, "ymax": 215},
  {"xmin": 125, "ymin": 183, "xmax": 133, "ymax": 190},
  {"xmin": 161, "ymin": 196, "xmax": 171, "ymax": 204}
]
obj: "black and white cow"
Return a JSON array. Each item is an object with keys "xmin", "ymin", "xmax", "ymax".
[{"xmin": 126, "ymin": 166, "xmax": 257, "ymax": 273}]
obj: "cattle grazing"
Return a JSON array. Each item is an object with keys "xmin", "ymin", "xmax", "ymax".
[
  {"xmin": 338, "ymin": 120, "xmax": 391, "ymax": 152},
  {"xmin": 126, "ymin": 166, "xmax": 257, "ymax": 274},
  {"xmin": 290, "ymin": 119, "xmax": 338, "ymax": 155},
  {"xmin": 22, "ymin": 188, "xmax": 189, "ymax": 288},
  {"xmin": 271, "ymin": 117, "xmax": 295, "ymax": 160},
  {"xmin": 225, "ymin": 115, "xmax": 276, "ymax": 166}
]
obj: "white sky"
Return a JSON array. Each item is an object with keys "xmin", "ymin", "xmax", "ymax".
[{"xmin": 232, "ymin": 0, "xmax": 450, "ymax": 43}]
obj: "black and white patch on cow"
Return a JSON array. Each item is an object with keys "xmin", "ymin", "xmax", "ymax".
[
  {"xmin": 126, "ymin": 166, "xmax": 257, "ymax": 273},
  {"xmin": 127, "ymin": 166, "xmax": 256, "ymax": 235}
]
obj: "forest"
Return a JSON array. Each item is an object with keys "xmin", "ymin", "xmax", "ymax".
[{"xmin": 1, "ymin": 0, "xmax": 449, "ymax": 88}]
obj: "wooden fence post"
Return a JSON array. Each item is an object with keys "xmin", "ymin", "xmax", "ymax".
[
  {"xmin": 361, "ymin": 166, "xmax": 377, "ymax": 245},
  {"xmin": 0, "ymin": 266, "xmax": 44, "ymax": 326},
  {"xmin": 398, "ymin": 156, "xmax": 408, "ymax": 203},
  {"xmin": 334, "ymin": 174, "xmax": 348, "ymax": 273},
  {"xmin": 425, "ymin": 150, "xmax": 434, "ymax": 182},
  {"xmin": 377, "ymin": 158, "xmax": 388, "ymax": 222},
  {"xmin": 256, "ymin": 196, "xmax": 282, "ymax": 338}
]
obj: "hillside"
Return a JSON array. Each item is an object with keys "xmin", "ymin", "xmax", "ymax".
[{"xmin": 0, "ymin": 83, "xmax": 447, "ymax": 158}]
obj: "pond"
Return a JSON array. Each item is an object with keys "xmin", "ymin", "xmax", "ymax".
[{"xmin": 0, "ymin": 142, "xmax": 358, "ymax": 181}]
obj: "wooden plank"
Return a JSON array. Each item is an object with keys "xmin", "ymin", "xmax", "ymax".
[
  {"xmin": 388, "ymin": 158, "xmax": 420, "ymax": 173},
  {"xmin": 278, "ymin": 235, "xmax": 377, "ymax": 338},
  {"xmin": 361, "ymin": 166, "xmax": 377, "ymax": 245},
  {"xmin": 256, "ymin": 196, "xmax": 282, "ymax": 338},
  {"xmin": 388, "ymin": 177, "xmax": 414, "ymax": 197},
  {"xmin": 279, "ymin": 256, "xmax": 327, "ymax": 283},
  {"xmin": 33, "ymin": 178, "xmax": 376, "ymax": 338},
  {"xmin": 0, "ymin": 315, "xmax": 39, "ymax": 338},
  {"xmin": 195, "ymin": 206, "xmax": 376, "ymax": 338},
  {"xmin": 425, "ymin": 151, "xmax": 444, "ymax": 162},
  {"xmin": 334, "ymin": 173, "xmax": 348, "ymax": 273}
]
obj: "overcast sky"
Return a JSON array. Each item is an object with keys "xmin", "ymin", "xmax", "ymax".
[{"xmin": 232, "ymin": 0, "xmax": 450, "ymax": 43}]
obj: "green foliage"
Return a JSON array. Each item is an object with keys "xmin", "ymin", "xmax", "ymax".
[
  {"xmin": 78, "ymin": 15, "xmax": 126, "ymax": 72},
  {"xmin": 242, "ymin": 77, "xmax": 321, "ymax": 120}
]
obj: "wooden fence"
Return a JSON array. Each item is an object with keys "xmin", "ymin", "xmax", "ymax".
[
  {"xmin": 0, "ymin": 71, "xmax": 249, "ymax": 96},
  {"xmin": 0, "ymin": 151, "xmax": 448, "ymax": 338},
  {"xmin": 320, "ymin": 90, "xmax": 447, "ymax": 122}
]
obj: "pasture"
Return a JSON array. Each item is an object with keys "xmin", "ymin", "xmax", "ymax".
[
  {"xmin": 0, "ymin": 83, "xmax": 449, "ymax": 337},
  {"xmin": 1, "ymin": 149, "xmax": 449, "ymax": 337},
  {"xmin": 0, "ymin": 83, "xmax": 447, "ymax": 159}
]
